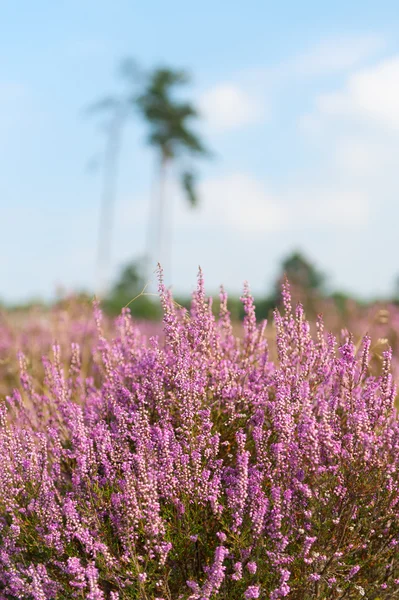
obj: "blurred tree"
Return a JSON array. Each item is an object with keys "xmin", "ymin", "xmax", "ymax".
[
  {"xmin": 87, "ymin": 61, "xmax": 209, "ymax": 292},
  {"xmin": 330, "ymin": 291, "xmax": 352, "ymax": 315},
  {"xmin": 133, "ymin": 67, "xmax": 209, "ymax": 279},
  {"xmin": 279, "ymin": 251, "xmax": 325, "ymax": 292},
  {"xmin": 111, "ymin": 259, "xmax": 145, "ymax": 299},
  {"xmin": 393, "ymin": 274, "xmax": 399, "ymax": 305},
  {"xmin": 104, "ymin": 258, "xmax": 161, "ymax": 319},
  {"xmin": 273, "ymin": 251, "xmax": 326, "ymax": 312},
  {"xmin": 86, "ymin": 60, "xmax": 143, "ymax": 296}
]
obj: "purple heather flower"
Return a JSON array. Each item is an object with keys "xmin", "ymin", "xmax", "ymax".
[
  {"xmin": 244, "ymin": 585, "xmax": 260, "ymax": 599},
  {"xmin": 347, "ymin": 565, "xmax": 361, "ymax": 580},
  {"xmin": 231, "ymin": 562, "xmax": 243, "ymax": 581},
  {"xmin": 247, "ymin": 561, "xmax": 257, "ymax": 574},
  {"xmin": 0, "ymin": 274, "xmax": 398, "ymax": 597}
]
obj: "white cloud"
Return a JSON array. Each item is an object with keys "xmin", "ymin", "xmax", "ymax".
[
  {"xmin": 293, "ymin": 187, "xmax": 370, "ymax": 228},
  {"xmin": 296, "ymin": 53, "xmax": 399, "ymax": 237},
  {"xmin": 247, "ymin": 32, "xmax": 386, "ymax": 92},
  {"xmin": 332, "ymin": 136, "xmax": 396, "ymax": 177},
  {"xmin": 198, "ymin": 83, "xmax": 265, "ymax": 133},
  {"xmin": 312, "ymin": 56, "xmax": 399, "ymax": 129},
  {"xmin": 198, "ymin": 173, "xmax": 282, "ymax": 231},
  {"xmin": 292, "ymin": 33, "xmax": 386, "ymax": 76},
  {"xmin": 299, "ymin": 55, "xmax": 399, "ymax": 185},
  {"xmin": 175, "ymin": 172, "xmax": 368, "ymax": 235},
  {"xmin": 197, "ymin": 34, "xmax": 385, "ymax": 136}
]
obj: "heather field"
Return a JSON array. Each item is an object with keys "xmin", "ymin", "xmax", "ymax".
[
  {"xmin": 1, "ymin": 273, "xmax": 399, "ymax": 599},
  {"xmin": 5, "ymin": 0, "xmax": 399, "ymax": 598}
]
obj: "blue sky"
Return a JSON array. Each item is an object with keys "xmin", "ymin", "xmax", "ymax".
[{"xmin": 2, "ymin": 0, "xmax": 399, "ymax": 301}]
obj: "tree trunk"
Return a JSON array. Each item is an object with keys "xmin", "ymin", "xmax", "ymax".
[
  {"xmin": 155, "ymin": 154, "xmax": 168, "ymax": 278},
  {"xmin": 96, "ymin": 111, "xmax": 123, "ymax": 297},
  {"xmin": 144, "ymin": 156, "xmax": 160, "ymax": 283}
]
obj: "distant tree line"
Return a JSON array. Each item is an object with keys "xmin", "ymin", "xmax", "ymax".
[
  {"xmin": 2, "ymin": 250, "xmax": 395, "ymax": 319},
  {"xmin": 100, "ymin": 251, "xmax": 367, "ymax": 321}
]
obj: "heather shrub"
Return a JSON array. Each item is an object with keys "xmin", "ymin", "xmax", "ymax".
[
  {"xmin": 1, "ymin": 272, "xmax": 399, "ymax": 599},
  {"xmin": 0, "ymin": 303, "xmax": 100, "ymax": 398}
]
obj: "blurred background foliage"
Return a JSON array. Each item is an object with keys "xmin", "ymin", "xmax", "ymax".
[{"xmin": 2, "ymin": 249, "xmax": 374, "ymax": 323}]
